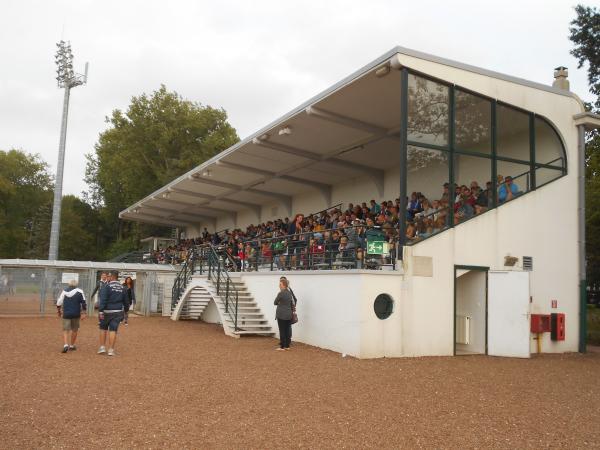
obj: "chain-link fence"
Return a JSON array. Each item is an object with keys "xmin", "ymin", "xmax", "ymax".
[
  {"xmin": 0, "ymin": 267, "xmax": 94, "ymax": 315},
  {"xmin": 0, "ymin": 263, "xmax": 176, "ymax": 317}
]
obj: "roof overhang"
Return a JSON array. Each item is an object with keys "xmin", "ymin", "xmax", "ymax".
[
  {"xmin": 120, "ymin": 45, "xmax": 585, "ymax": 227},
  {"xmin": 573, "ymin": 112, "xmax": 600, "ymax": 131}
]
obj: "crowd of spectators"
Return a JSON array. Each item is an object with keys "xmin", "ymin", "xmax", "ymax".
[
  {"xmin": 150, "ymin": 173, "xmax": 520, "ymax": 269},
  {"xmin": 407, "ymin": 174, "xmax": 521, "ymax": 242}
]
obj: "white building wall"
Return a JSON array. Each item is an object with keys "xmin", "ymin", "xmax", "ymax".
[{"xmin": 242, "ymin": 271, "xmax": 403, "ymax": 358}]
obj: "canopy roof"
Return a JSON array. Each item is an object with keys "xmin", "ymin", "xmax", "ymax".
[
  {"xmin": 0, "ymin": 259, "xmax": 177, "ymax": 272},
  {"xmin": 120, "ymin": 46, "xmax": 580, "ymax": 228}
]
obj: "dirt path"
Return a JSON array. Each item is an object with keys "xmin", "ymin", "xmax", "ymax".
[{"xmin": 1, "ymin": 316, "xmax": 599, "ymax": 449}]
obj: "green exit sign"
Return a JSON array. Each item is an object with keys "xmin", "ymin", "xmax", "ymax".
[{"xmin": 367, "ymin": 241, "xmax": 388, "ymax": 255}]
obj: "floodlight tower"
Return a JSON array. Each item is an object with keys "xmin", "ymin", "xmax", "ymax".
[{"xmin": 48, "ymin": 41, "xmax": 88, "ymax": 260}]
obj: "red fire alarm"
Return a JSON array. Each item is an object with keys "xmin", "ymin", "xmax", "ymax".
[
  {"xmin": 551, "ymin": 313, "xmax": 565, "ymax": 341},
  {"xmin": 551, "ymin": 299, "xmax": 558, "ymax": 309}
]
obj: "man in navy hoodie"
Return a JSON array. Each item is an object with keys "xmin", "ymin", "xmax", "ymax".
[
  {"xmin": 97, "ymin": 270, "xmax": 128, "ymax": 356},
  {"xmin": 56, "ymin": 279, "xmax": 87, "ymax": 353}
]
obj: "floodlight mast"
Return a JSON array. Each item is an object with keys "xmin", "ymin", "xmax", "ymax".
[{"xmin": 48, "ymin": 41, "xmax": 88, "ymax": 260}]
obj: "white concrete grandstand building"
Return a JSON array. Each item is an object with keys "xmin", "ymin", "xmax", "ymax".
[{"xmin": 122, "ymin": 46, "xmax": 600, "ymax": 358}]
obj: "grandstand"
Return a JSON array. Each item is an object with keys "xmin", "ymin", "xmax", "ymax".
[{"xmin": 121, "ymin": 46, "xmax": 600, "ymax": 358}]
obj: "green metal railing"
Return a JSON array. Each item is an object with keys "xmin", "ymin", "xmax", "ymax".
[
  {"xmin": 207, "ymin": 245, "xmax": 239, "ymax": 331},
  {"xmin": 171, "ymin": 247, "xmax": 206, "ymax": 309}
]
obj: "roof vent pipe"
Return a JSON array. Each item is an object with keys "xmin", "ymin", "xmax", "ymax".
[{"xmin": 553, "ymin": 66, "xmax": 569, "ymax": 91}]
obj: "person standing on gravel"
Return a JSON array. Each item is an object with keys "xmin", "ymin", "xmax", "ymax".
[
  {"xmin": 91, "ymin": 271, "xmax": 108, "ymax": 309},
  {"xmin": 97, "ymin": 270, "xmax": 128, "ymax": 357},
  {"xmin": 279, "ymin": 276, "xmax": 298, "ymax": 342},
  {"xmin": 56, "ymin": 279, "xmax": 87, "ymax": 353},
  {"xmin": 274, "ymin": 278, "xmax": 294, "ymax": 351}
]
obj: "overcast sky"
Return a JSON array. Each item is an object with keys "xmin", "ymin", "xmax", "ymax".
[{"xmin": 0, "ymin": 0, "xmax": 595, "ymax": 197}]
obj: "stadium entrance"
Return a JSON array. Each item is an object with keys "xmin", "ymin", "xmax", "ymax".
[{"xmin": 455, "ymin": 266, "xmax": 531, "ymax": 358}]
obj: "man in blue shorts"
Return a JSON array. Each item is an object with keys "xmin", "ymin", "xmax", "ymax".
[{"xmin": 97, "ymin": 270, "xmax": 128, "ymax": 356}]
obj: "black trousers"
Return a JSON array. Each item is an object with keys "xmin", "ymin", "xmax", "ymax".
[{"xmin": 277, "ymin": 319, "xmax": 292, "ymax": 348}]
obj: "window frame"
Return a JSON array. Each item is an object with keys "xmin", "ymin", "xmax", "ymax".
[{"xmin": 399, "ymin": 69, "xmax": 568, "ymax": 248}]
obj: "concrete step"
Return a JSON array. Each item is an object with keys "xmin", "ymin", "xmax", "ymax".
[
  {"xmin": 225, "ymin": 317, "xmax": 268, "ymax": 322},
  {"xmin": 233, "ymin": 330, "xmax": 275, "ymax": 335},
  {"xmin": 222, "ymin": 311, "xmax": 265, "ymax": 317}
]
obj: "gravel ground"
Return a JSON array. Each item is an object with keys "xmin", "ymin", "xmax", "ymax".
[{"xmin": 1, "ymin": 316, "xmax": 599, "ymax": 449}]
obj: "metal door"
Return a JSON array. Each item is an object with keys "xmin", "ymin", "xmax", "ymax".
[{"xmin": 488, "ymin": 271, "xmax": 530, "ymax": 358}]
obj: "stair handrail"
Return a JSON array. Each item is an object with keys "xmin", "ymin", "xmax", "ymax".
[
  {"xmin": 171, "ymin": 246, "xmax": 207, "ymax": 309},
  {"xmin": 207, "ymin": 245, "xmax": 239, "ymax": 331}
]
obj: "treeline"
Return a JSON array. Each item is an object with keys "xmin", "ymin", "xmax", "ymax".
[
  {"xmin": 571, "ymin": 5, "xmax": 600, "ymax": 286},
  {"xmin": 0, "ymin": 85, "xmax": 238, "ymax": 261}
]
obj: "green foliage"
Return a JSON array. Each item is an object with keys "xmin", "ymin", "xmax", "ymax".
[
  {"xmin": 58, "ymin": 195, "xmax": 100, "ymax": 260},
  {"xmin": 570, "ymin": 5, "xmax": 600, "ymax": 111},
  {"xmin": 587, "ymin": 304, "xmax": 600, "ymax": 345},
  {"xmin": 586, "ymin": 133, "xmax": 600, "ymax": 284},
  {"xmin": 0, "ymin": 149, "xmax": 53, "ymax": 258},
  {"xmin": 571, "ymin": 5, "xmax": 600, "ymax": 286},
  {"xmin": 104, "ymin": 236, "xmax": 138, "ymax": 260},
  {"xmin": 85, "ymin": 85, "xmax": 239, "ymax": 230}
]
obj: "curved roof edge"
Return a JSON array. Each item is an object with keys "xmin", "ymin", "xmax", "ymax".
[{"xmin": 121, "ymin": 45, "xmax": 586, "ymax": 217}]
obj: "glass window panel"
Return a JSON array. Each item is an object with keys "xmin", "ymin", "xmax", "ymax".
[
  {"xmin": 406, "ymin": 145, "xmax": 450, "ymax": 244},
  {"xmin": 454, "ymin": 154, "xmax": 492, "ymax": 223},
  {"xmin": 535, "ymin": 117, "xmax": 565, "ymax": 167},
  {"xmin": 455, "ymin": 90, "xmax": 491, "ymax": 154},
  {"xmin": 497, "ymin": 105, "xmax": 530, "ymax": 162},
  {"xmin": 535, "ymin": 166, "xmax": 563, "ymax": 187},
  {"xmin": 407, "ymin": 74, "xmax": 449, "ymax": 147},
  {"xmin": 497, "ymin": 160, "xmax": 531, "ymax": 204}
]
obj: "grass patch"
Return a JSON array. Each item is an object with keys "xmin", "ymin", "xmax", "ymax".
[{"xmin": 587, "ymin": 305, "xmax": 600, "ymax": 346}]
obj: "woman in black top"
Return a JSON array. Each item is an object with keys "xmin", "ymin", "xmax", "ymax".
[
  {"xmin": 122, "ymin": 277, "xmax": 135, "ymax": 325},
  {"xmin": 274, "ymin": 278, "xmax": 294, "ymax": 350}
]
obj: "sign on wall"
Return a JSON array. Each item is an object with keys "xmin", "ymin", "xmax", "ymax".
[
  {"xmin": 367, "ymin": 241, "xmax": 389, "ymax": 255},
  {"xmin": 61, "ymin": 273, "xmax": 79, "ymax": 284}
]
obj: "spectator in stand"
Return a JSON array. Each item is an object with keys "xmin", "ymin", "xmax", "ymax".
[
  {"xmin": 237, "ymin": 241, "xmax": 246, "ymax": 271},
  {"xmin": 287, "ymin": 214, "xmax": 304, "ymax": 269},
  {"xmin": 370, "ymin": 199, "xmax": 381, "ymax": 215},
  {"xmin": 455, "ymin": 190, "xmax": 475, "ymax": 224},
  {"xmin": 56, "ymin": 279, "xmax": 87, "ymax": 353},
  {"xmin": 407, "ymin": 192, "xmax": 422, "ymax": 219},
  {"xmin": 245, "ymin": 242, "xmax": 256, "ymax": 271},
  {"xmin": 474, "ymin": 186, "xmax": 489, "ymax": 215},
  {"xmin": 498, "ymin": 175, "xmax": 520, "ymax": 203}
]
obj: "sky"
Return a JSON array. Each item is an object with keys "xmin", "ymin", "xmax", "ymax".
[{"xmin": 0, "ymin": 0, "xmax": 596, "ymax": 197}]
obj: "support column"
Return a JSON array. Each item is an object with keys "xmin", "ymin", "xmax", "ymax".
[
  {"xmin": 398, "ymin": 68, "xmax": 408, "ymax": 251},
  {"xmin": 578, "ymin": 124, "xmax": 587, "ymax": 353}
]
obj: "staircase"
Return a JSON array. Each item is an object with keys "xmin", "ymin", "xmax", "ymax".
[
  {"xmin": 206, "ymin": 276, "xmax": 274, "ymax": 337},
  {"xmin": 171, "ymin": 276, "xmax": 274, "ymax": 338},
  {"xmin": 178, "ymin": 285, "xmax": 212, "ymax": 320}
]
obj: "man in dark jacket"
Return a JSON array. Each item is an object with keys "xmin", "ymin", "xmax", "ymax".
[
  {"xmin": 56, "ymin": 279, "xmax": 87, "ymax": 353},
  {"xmin": 91, "ymin": 271, "xmax": 108, "ymax": 309},
  {"xmin": 97, "ymin": 270, "xmax": 128, "ymax": 356}
]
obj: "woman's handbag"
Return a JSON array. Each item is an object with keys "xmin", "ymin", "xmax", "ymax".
[{"xmin": 291, "ymin": 310, "xmax": 298, "ymax": 324}]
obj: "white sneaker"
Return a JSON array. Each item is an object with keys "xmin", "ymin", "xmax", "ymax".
[
  {"xmin": 107, "ymin": 348, "xmax": 115, "ymax": 356},
  {"xmin": 97, "ymin": 346, "xmax": 106, "ymax": 354}
]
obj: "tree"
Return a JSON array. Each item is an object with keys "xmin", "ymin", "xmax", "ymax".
[
  {"xmin": 0, "ymin": 149, "xmax": 53, "ymax": 258},
  {"xmin": 570, "ymin": 5, "xmax": 600, "ymax": 286},
  {"xmin": 58, "ymin": 195, "xmax": 101, "ymax": 260},
  {"xmin": 570, "ymin": 5, "xmax": 600, "ymax": 111},
  {"xmin": 85, "ymin": 85, "xmax": 239, "ymax": 251}
]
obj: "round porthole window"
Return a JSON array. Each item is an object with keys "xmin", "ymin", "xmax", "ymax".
[{"xmin": 374, "ymin": 294, "xmax": 394, "ymax": 320}]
